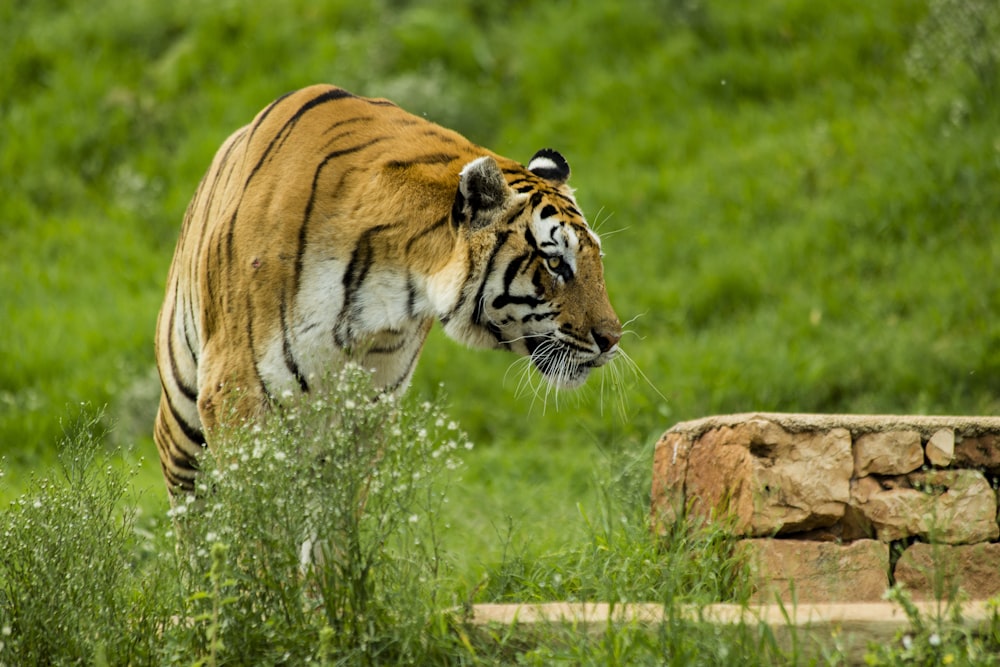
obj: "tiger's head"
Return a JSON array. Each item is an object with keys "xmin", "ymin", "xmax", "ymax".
[{"xmin": 443, "ymin": 149, "xmax": 621, "ymax": 390}]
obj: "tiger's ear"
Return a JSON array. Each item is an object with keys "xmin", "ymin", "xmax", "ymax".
[
  {"xmin": 527, "ymin": 148, "xmax": 570, "ymax": 184},
  {"xmin": 453, "ymin": 156, "xmax": 513, "ymax": 230}
]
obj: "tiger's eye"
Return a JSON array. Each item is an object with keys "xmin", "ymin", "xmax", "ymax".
[{"xmin": 547, "ymin": 256, "xmax": 562, "ymax": 271}]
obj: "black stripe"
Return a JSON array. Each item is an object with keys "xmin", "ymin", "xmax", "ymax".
[
  {"xmin": 223, "ymin": 210, "xmax": 238, "ymax": 276},
  {"xmin": 245, "ymin": 293, "xmax": 275, "ymax": 403},
  {"xmin": 166, "ymin": 294, "xmax": 198, "ymax": 403},
  {"xmin": 246, "ymin": 90, "xmax": 296, "ymax": 144},
  {"xmin": 385, "ymin": 152, "xmax": 457, "ymax": 169},
  {"xmin": 182, "ymin": 289, "xmax": 199, "ymax": 364},
  {"xmin": 491, "ymin": 250, "xmax": 546, "ymax": 309},
  {"xmin": 451, "ymin": 190, "xmax": 466, "ymax": 228},
  {"xmin": 406, "ymin": 275, "xmax": 418, "ymax": 318},
  {"xmin": 168, "ymin": 445, "xmax": 200, "ymax": 473},
  {"xmin": 522, "ymin": 311, "xmax": 556, "ymax": 323},
  {"xmin": 524, "ymin": 226, "xmax": 539, "ymax": 252},
  {"xmin": 559, "ymin": 324, "xmax": 594, "ymax": 351},
  {"xmin": 384, "ymin": 348, "xmax": 422, "ymax": 393},
  {"xmin": 163, "ymin": 388, "xmax": 205, "ymax": 446},
  {"xmin": 197, "ymin": 128, "xmax": 244, "ymax": 226},
  {"xmin": 336, "ymin": 223, "xmax": 394, "ymax": 345},
  {"xmin": 551, "ymin": 191, "xmax": 579, "ymax": 208},
  {"xmin": 440, "ymin": 249, "xmax": 476, "ymax": 324},
  {"xmin": 471, "ymin": 231, "xmax": 511, "ymax": 328},
  {"xmin": 532, "ymin": 266, "xmax": 544, "ymax": 292},
  {"xmin": 405, "ymin": 215, "xmax": 450, "ymax": 255},
  {"xmin": 189, "ymin": 147, "xmax": 231, "ymax": 274},
  {"xmin": 295, "ymin": 139, "xmax": 386, "ymax": 295},
  {"xmin": 420, "ymin": 128, "xmax": 459, "ymax": 141},
  {"xmin": 280, "ymin": 297, "xmax": 309, "ymax": 392},
  {"xmin": 368, "ymin": 335, "xmax": 409, "ymax": 355},
  {"xmin": 501, "ymin": 252, "xmax": 529, "ymax": 294},
  {"xmin": 321, "ymin": 114, "xmax": 373, "ymax": 136},
  {"xmin": 245, "ymin": 87, "xmax": 357, "ymax": 190},
  {"xmin": 492, "ymin": 292, "xmax": 545, "ymax": 309}
]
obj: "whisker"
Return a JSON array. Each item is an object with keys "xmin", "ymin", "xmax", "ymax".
[
  {"xmin": 503, "ymin": 354, "xmax": 532, "ymax": 389},
  {"xmin": 621, "ymin": 312, "xmax": 645, "ymax": 329},
  {"xmin": 589, "ymin": 206, "xmax": 610, "ymax": 233},
  {"xmin": 617, "ymin": 348, "xmax": 669, "ymax": 406},
  {"xmin": 500, "ymin": 332, "xmax": 534, "ymax": 346}
]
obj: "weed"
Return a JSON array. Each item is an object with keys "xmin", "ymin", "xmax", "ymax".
[
  {"xmin": 0, "ymin": 408, "xmax": 171, "ymax": 665},
  {"xmin": 166, "ymin": 364, "xmax": 473, "ymax": 664}
]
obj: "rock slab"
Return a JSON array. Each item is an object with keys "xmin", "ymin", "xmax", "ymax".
[
  {"xmin": 894, "ymin": 542, "xmax": 1000, "ymax": 601},
  {"xmin": 652, "ymin": 413, "xmax": 1000, "ymax": 602},
  {"xmin": 743, "ymin": 539, "xmax": 889, "ymax": 603}
]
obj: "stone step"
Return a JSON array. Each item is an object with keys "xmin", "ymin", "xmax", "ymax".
[{"xmin": 469, "ymin": 600, "xmax": 995, "ymax": 664}]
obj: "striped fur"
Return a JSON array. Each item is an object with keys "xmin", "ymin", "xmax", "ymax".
[{"xmin": 154, "ymin": 84, "xmax": 621, "ymax": 496}]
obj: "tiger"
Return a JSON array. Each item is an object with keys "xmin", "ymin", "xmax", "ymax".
[{"xmin": 154, "ymin": 84, "xmax": 622, "ymax": 497}]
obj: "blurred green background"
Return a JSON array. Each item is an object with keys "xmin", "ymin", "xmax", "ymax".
[{"xmin": 2, "ymin": 0, "xmax": 998, "ymax": 550}]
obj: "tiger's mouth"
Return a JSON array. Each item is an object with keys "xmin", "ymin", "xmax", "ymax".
[{"xmin": 523, "ymin": 334, "xmax": 611, "ymax": 390}]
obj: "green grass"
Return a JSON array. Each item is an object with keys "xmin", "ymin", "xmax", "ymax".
[
  {"xmin": 3, "ymin": 380, "xmax": 1000, "ymax": 664},
  {"xmin": 2, "ymin": 0, "xmax": 1000, "ymax": 662}
]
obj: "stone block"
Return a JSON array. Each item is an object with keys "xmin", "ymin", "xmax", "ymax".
[
  {"xmin": 894, "ymin": 542, "xmax": 1000, "ymax": 601},
  {"xmin": 925, "ymin": 428, "xmax": 955, "ymax": 467},
  {"xmin": 675, "ymin": 420, "xmax": 853, "ymax": 536},
  {"xmin": 684, "ymin": 423, "xmax": 755, "ymax": 532},
  {"xmin": 954, "ymin": 433, "xmax": 1000, "ymax": 473},
  {"xmin": 744, "ymin": 539, "xmax": 889, "ymax": 603},
  {"xmin": 850, "ymin": 469, "xmax": 998, "ymax": 544},
  {"xmin": 650, "ymin": 431, "xmax": 691, "ymax": 529},
  {"xmin": 853, "ymin": 430, "xmax": 923, "ymax": 477}
]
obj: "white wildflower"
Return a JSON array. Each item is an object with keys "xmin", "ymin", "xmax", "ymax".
[
  {"xmin": 928, "ymin": 633, "xmax": 941, "ymax": 647},
  {"xmin": 408, "ymin": 514, "xmax": 419, "ymax": 523}
]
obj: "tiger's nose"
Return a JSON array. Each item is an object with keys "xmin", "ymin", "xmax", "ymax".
[{"xmin": 591, "ymin": 324, "xmax": 622, "ymax": 353}]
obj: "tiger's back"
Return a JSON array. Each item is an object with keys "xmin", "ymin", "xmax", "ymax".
[{"xmin": 155, "ymin": 84, "xmax": 621, "ymax": 495}]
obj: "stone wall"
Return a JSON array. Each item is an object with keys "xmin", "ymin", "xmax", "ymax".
[{"xmin": 651, "ymin": 413, "xmax": 1000, "ymax": 602}]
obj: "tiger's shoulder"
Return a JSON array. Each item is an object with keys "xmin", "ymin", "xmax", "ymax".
[{"xmin": 231, "ymin": 84, "xmax": 517, "ymax": 213}]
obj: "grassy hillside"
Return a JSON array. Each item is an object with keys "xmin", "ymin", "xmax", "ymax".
[
  {"xmin": 2, "ymin": 0, "xmax": 999, "ymax": 662},
  {"xmin": 2, "ymin": 0, "xmax": 998, "ymax": 549}
]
